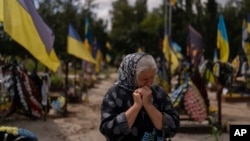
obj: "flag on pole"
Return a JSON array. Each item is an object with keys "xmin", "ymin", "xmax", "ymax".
[
  {"xmin": 172, "ymin": 42, "xmax": 183, "ymax": 60},
  {"xmin": 84, "ymin": 17, "xmax": 94, "ymax": 57},
  {"xmin": 187, "ymin": 25, "xmax": 205, "ymax": 66},
  {"xmin": 217, "ymin": 14, "xmax": 229, "ymax": 63},
  {"xmin": 3, "ymin": 0, "xmax": 60, "ymax": 72},
  {"xmin": 162, "ymin": 34, "xmax": 179, "ymax": 74},
  {"xmin": 67, "ymin": 24, "xmax": 96, "ymax": 64},
  {"xmin": 94, "ymin": 48, "xmax": 102, "ymax": 73}
]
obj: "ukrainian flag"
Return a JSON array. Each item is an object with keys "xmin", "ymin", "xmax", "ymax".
[
  {"xmin": 3, "ymin": 0, "xmax": 60, "ymax": 72},
  {"xmin": 67, "ymin": 24, "xmax": 96, "ymax": 64},
  {"xmin": 163, "ymin": 34, "xmax": 179, "ymax": 75},
  {"xmin": 84, "ymin": 17, "xmax": 94, "ymax": 57},
  {"xmin": 217, "ymin": 14, "xmax": 229, "ymax": 63}
]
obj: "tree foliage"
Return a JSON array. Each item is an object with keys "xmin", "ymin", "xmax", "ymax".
[{"xmin": 1, "ymin": 0, "xmax": 250, "ymax": 68}]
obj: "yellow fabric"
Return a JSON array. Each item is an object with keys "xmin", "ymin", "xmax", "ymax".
[
  {"xmin": 248, "ymin": 21, "xmax": 250, "ymax": 33},
  {"xmin": 205, "ymin": 69, "xmax": 215, "ymax": 84},
  {"xmin": 231, "ymin": 55, "xmax": 240, "ymax": 76},
  {"xmin": 106, "ymin": 41, "xmax": 111, "ymax": 50},
  {"xmin": 3, "ymin": 0, "xmax": 60, "ymax": 72},
  {"xmin": 163, "ymin": 35, "xmax": 179, "ymax": 74},
  {"xmin": 84, "ymin": 39, "xmax": 92, "ymax": 55},
  {"xmin": 67, "ymin": 36, "xmax": 96, "ymax": 64},
  {"xmin": 217, "ymin": 31, "xmax": 229, "ymax": 62},
  {"xmin": 244, "ymin": 42, "xmax": 250, "ymax": 66},
  {"xmin": 49, "ymin": 49, "xmax": 60, "ymax": 64},
  {"xmin": 217, "ymin": 14, "xmax": 229, "ymax": 63},
  {"xmin": 137, "ymin": 47, "xmax": 143, "ymax": 53},
  {"xmin": 94, "ymin": 49, "xmax": 102, "ymax": 73},
  {"xmin": 106, "ymin": 54, "xmax": 111, "ymax": 63},
  {"xmin": 171, "ymin": 0, "xmax": 176, "ymax": 6},
  {"xmin": 0, "ymin": 0, "xmax": 3, "ymax": 22},
  {"xmin": 0, "ymin": 126, "xmax": 18, "ymax": 135}
]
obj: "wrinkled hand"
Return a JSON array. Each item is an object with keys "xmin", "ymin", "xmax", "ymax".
[{"xmin": 134, "ymin": 86, "xmax": 152, "ymax": 107}]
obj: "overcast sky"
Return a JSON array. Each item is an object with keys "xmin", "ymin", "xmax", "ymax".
[{"xmin": 80, "ymin": 0, "xmax": 228, "ymax": 31}]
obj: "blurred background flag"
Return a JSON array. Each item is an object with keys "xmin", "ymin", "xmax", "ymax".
[
  {"xmin": 163, "ymin": 33, "xmax": 179, "ymax": 75},
  {"xmin": 84, "ymin": 17, "xmax": 94, "ymax": 57},
  {"xmin": 105, "ymin": 41, "xmax": 111, "ymax": 50},
  {"xmin": 171, "ymin": 0, "xmax": 176, "ymax": 6},
  {"xmin": 172, "ymin": 42, "xmax": 183, "ymax": 60},
  {"xmin": 3, "ymin": 0, "xmax": 60, "ymax": 72},
  {"xmin": 94, "ymin": 46, "xmax": 102, "ymax": 73},
  {"xmin": 231, "ymin": 55, "xmax": 240, "ymax": 77},
  {"xmin": 105, "ymin": 53, "xmax": 112, "ymax": 63},
  {"xmin": 217, "ymin": 13, "xmax": 229, "ymax": 63},
  {"xmin": 67, "ymin": 24, "xmax": 96, "ymax": 64},
  {"xmin": 187, "ymin": 25, "xmax": 205, "ymax": 66}
]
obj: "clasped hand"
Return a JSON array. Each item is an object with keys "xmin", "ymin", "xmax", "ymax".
[{"xmin": 133, "ymin": 86, "xmax": 152, "ymax": 108}]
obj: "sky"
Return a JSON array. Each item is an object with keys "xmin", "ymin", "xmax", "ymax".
[{"xmin": 80, "ymin": 0, "xmax": 228, "ymax": 31}]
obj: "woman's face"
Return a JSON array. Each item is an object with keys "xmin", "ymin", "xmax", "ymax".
[{"xmin": 136, "ymin": 68, "xmax": 156, "ymax": 88}]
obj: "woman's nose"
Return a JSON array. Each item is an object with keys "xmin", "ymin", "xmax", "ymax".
[{"xmin": 145, "ymin": 79, "xmax": 153, "ymax": 87}]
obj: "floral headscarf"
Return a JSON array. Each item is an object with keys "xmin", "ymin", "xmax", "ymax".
[{"xmin": 115, "ymin": 52, "xmax": 147, "ymax": 92}]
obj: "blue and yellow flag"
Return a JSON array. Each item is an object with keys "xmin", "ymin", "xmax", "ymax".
[
  {"xmin": 94, "ymin": 48, "xmax": 102, "ymax": 73},
  {"xmin": 84, "ymin": 17, "xmax": 94, "ymax": 57},
  {"xmin": 172, "ymin": 42, "xmax": 183, "ymax": 60},
  {"xmin": 163, "ymin": 34, "xmax": 179, "ymax": 75},
  {"xmin": 3, "ymin": 0, "xmax": 60, "ymax": 72},
  {"xmin": 67, "ymin": 24, "xmax": 96, "ymax": 64},
  {"xmin": 217, "ymin": 14, "xmax": 229, "ymax": 63}
]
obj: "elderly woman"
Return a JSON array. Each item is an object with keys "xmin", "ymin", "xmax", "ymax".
[{"xmin": 99, "ymin": 52, "xmax": 179, "ymax": 141}]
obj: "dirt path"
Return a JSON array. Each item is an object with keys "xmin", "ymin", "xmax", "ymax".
[
  {"xmin": 1, "ymin": 72, "xmax": 250, "ymax": 141},
  {"xmin": 1, "ymin": 73, "xmax": 117, "ymax": 141}
]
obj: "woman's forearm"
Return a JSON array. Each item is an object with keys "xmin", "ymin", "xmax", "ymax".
[
  {"xmin": 144, "ymin": 104, "xmax": 162, "ymax": 130},
  {"xmin": 125, "ymin": 104, "xmax": 141, "ymax": 128}
]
